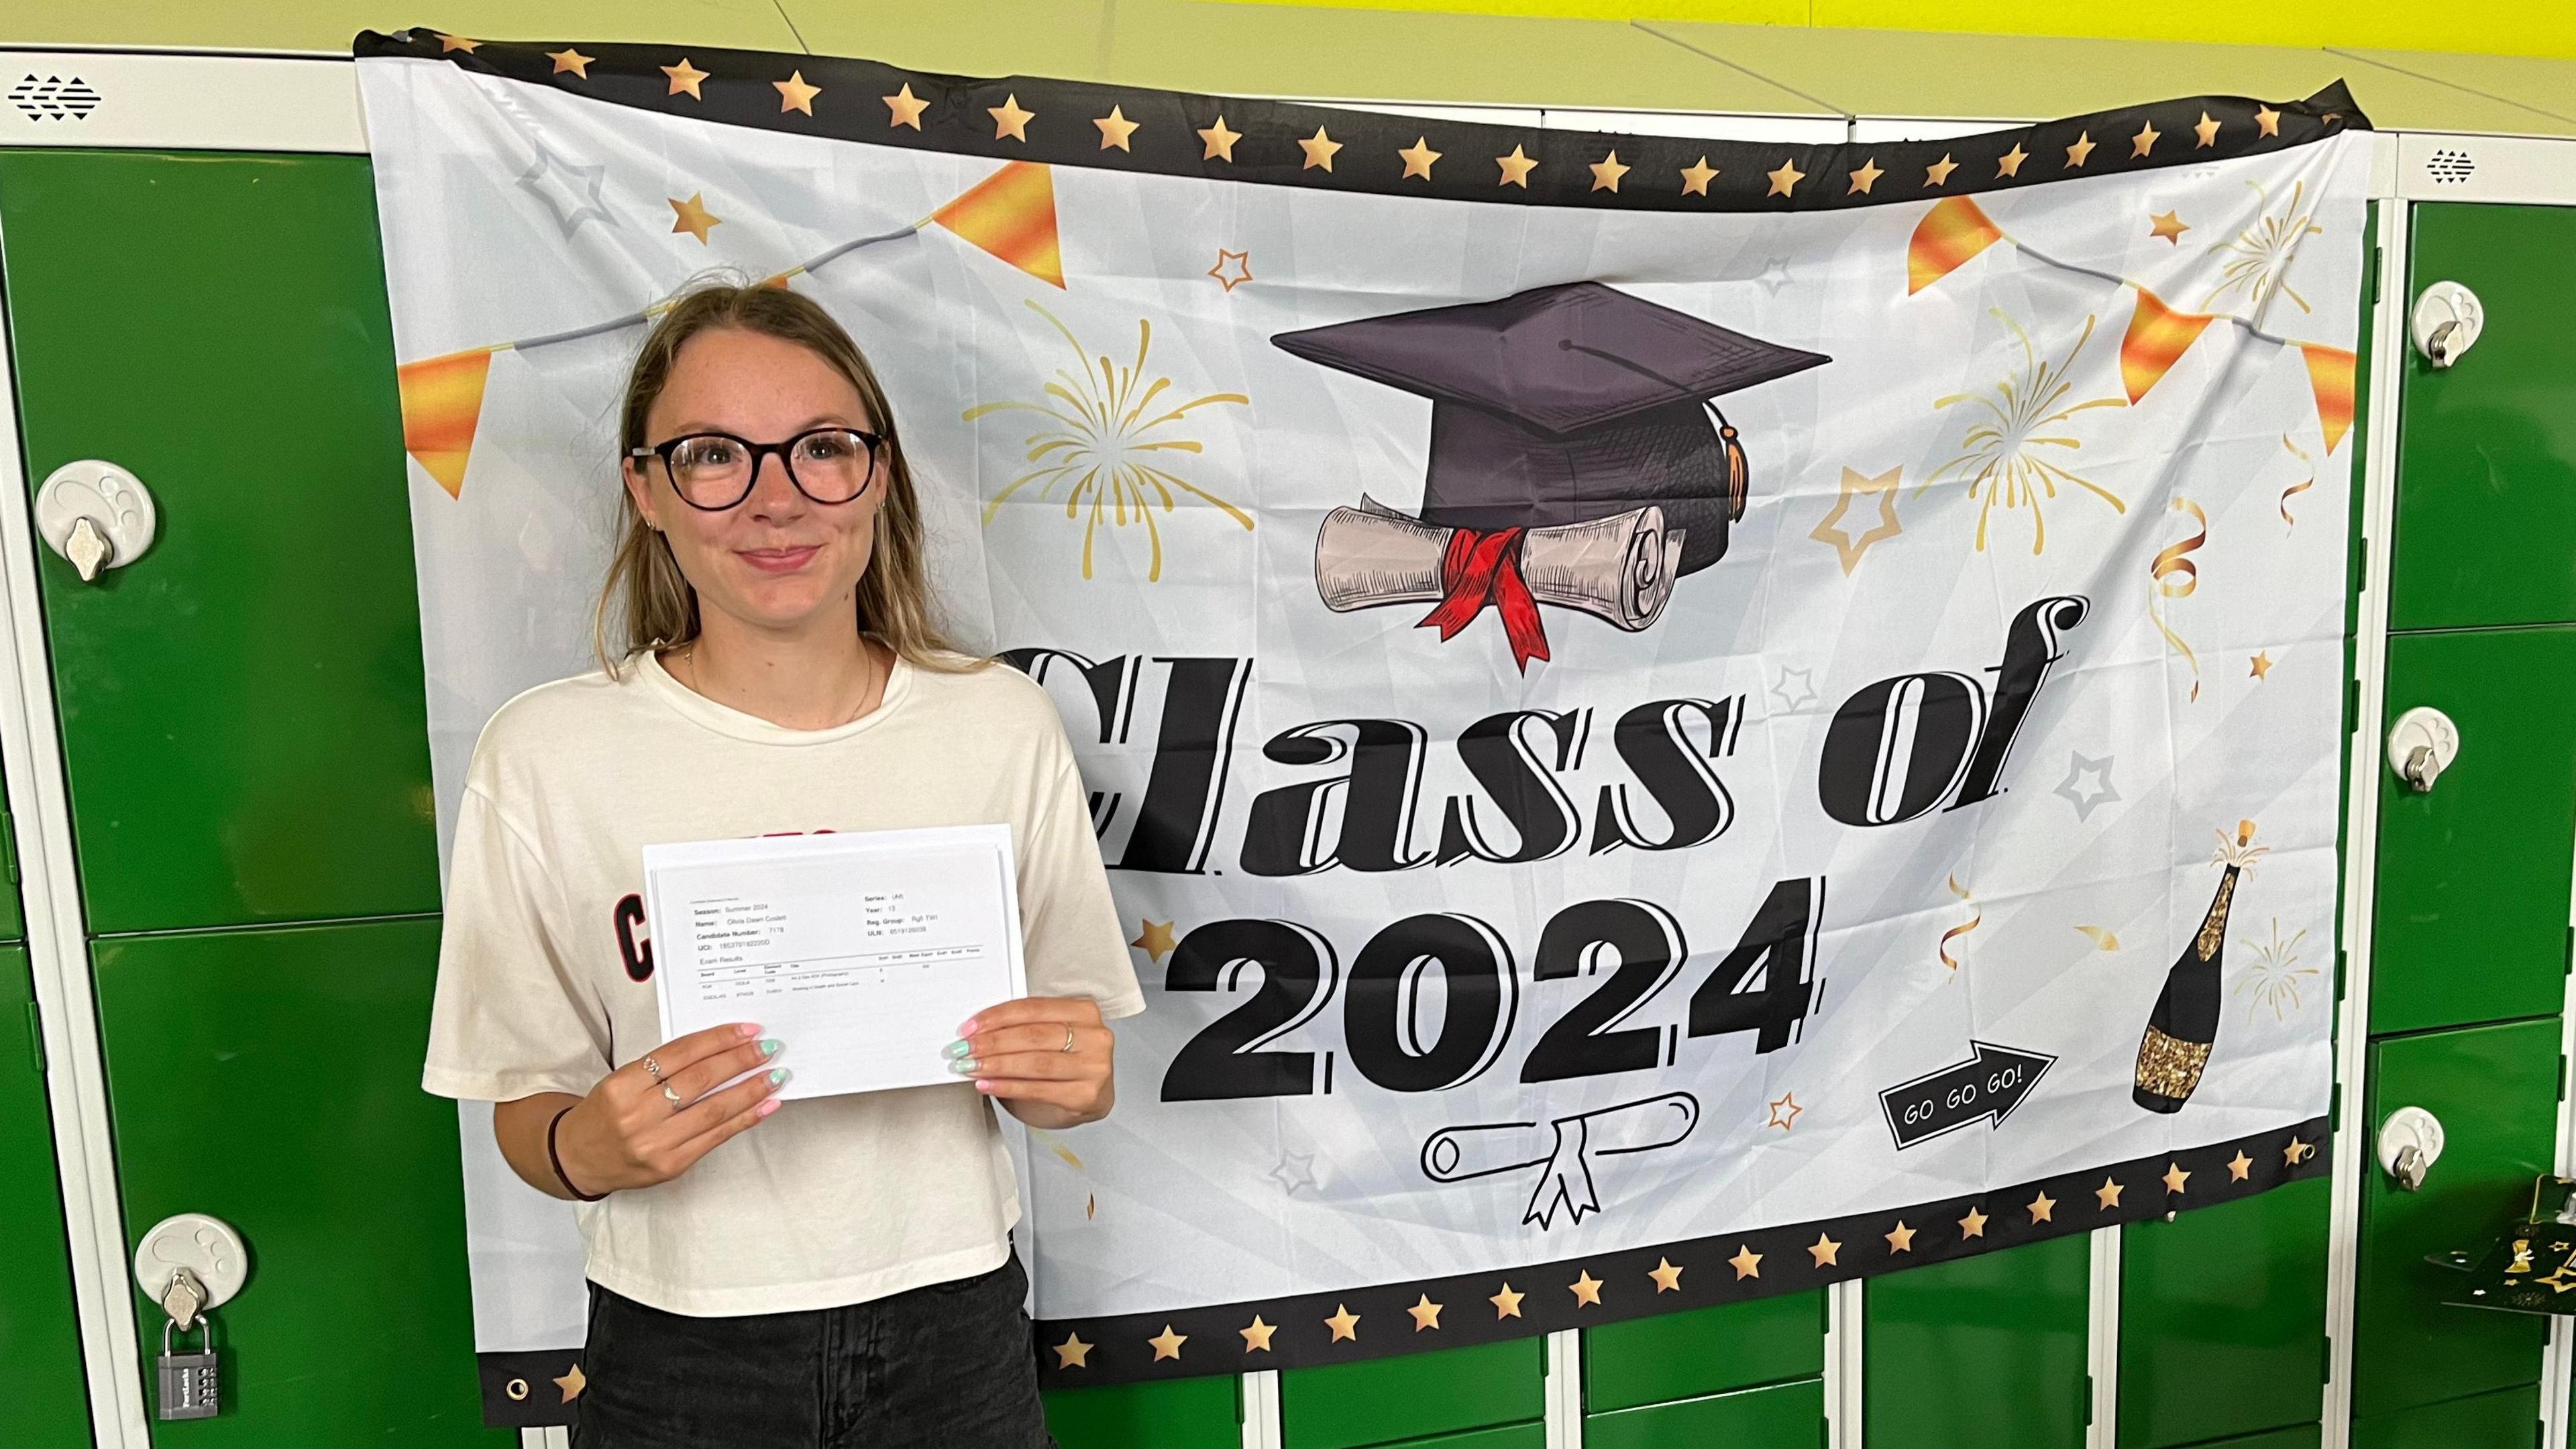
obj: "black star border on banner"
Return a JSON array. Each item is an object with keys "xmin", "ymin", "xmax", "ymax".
[{"xmin": 360, "ymin": 28, "xmax": 2365, "ymax": 216}]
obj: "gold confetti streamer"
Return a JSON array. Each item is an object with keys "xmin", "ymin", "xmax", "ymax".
[
  {"xmin": 2149, "ymin": 496, "xmax": 2208, "ymax": 702},
  {"xmin": 2278, "ymin": 434, "xmax": 2314, "ymax": 528},
  {"xmin": 1939, "ymin": 875, "xmax": 1982, "ymax": 972},
  {"xmin": 966, "ymin": 301, "xmax": 1253, "ymax": 581},
  {"xmin": 2075, "ymin": 925, "xmax": 2123, "ymax": 951}
]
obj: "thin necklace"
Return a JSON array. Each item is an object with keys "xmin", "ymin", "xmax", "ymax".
[{"xmin": 677, "ymin": 640, "xmax": 879, "ymax": 727}]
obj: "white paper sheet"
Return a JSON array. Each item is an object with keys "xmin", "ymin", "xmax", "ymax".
[{"xmin": 643, "ymin": 824, "xmax": 1027, "ymax": 1099}]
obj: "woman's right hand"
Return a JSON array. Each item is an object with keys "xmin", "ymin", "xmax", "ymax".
[{"xmin": 555, "ymin": 1022, "xmax": 786, "ymax": 1196}]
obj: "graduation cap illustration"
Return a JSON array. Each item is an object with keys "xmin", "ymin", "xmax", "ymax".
[{"xmin": 1275, "ymin": 282, "xmax": 1828, "ymax": 669}]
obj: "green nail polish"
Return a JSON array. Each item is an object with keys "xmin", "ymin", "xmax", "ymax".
[
  {"xmin": 950, "ymin": 1056, "xmax": 980, "ymax": 1075},
  {"xmin": 760, "ymin": 1038, "xmax": 782, "ymax": 1057},
  {"xmin": 769, "ymin": 1067, "xmax": 792, "ymax": 1086},
  {"xmin": 943, "ymin": 1038, "xmax": 972, "ymax": 1060}
]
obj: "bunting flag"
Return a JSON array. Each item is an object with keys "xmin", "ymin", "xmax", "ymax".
[
  {"xmin": 355, "ymin": 33, "xmax": 2370, "ymax": 1420},
  {"xmin": 386, "ymin": 160, "xmax": 1063, "ymax": 497}
]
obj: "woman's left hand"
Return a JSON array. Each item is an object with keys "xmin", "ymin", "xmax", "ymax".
[{"xmin": 950, "ymin": 997, "xmax": 1116, "ymax": 1130}]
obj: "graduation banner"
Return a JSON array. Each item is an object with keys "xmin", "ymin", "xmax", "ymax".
[{"xmin": 355, "ymin": 30, "xmax": 2368, "ymax": 1417}]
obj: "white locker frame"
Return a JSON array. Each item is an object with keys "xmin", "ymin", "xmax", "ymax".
[{"xmin": 5, "ymin": 40, "xmax": 2575, "ymax": 1449}]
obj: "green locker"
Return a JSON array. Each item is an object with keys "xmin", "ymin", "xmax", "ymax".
[
  {"xmin": 0, "ymin": 943, "xmax": 90, "ymax": 1448},
  {"xmin": 1864, "ymin": 1234, "xmax": 2089, "ymax": 1449},
  {"xmin": 2390, "ymin": 205, "xmax": 2576, "ymax": 632},
  {"xmin": 2351, "ymin": 1020, "xmax": 2558, "ymax": 1424},
  {"xmin": 1583, "ymin": 1289, "xmax": 1825, "ymax": 1411},
  {"xmin": 2350, "ymin": 1384, "xmax": 2539, "ymax": 1449},
  {"xmin": 1585, "ymin": 1378, "xmax": 1824, "ymax": 1448},
  {"xmin": 2369, "ymin": 627, "xmax": 2576, "ymax": 1034},
  {"xmin": 1046, "ymin": 1377, "xmax": 1241, "ymax": 1449},
  {"xmin": 0, "ymin": 147, "xmax": 439, "ymax": 934},
  {"xmin": 1280, "ymin": 1337, "xmax": 1544, "ymax": 1449},
  {"xmin": 2117, "ymin": 1176, "xmax": 2328, "ymax": 1448}
]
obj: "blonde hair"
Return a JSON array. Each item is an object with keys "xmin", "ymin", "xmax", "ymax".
[{"xmin": 595, "ymin": 282, "xmax": 975, "ymax": 675}]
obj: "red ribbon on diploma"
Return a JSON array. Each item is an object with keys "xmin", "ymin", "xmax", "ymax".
[{"xmin": 1420, "ymin": 526, "xmax": 1551, "ymax": 672}]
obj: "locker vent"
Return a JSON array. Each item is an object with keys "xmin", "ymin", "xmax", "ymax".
[
  {"xmin": 8, "ymin": 74, "xmax": 99, "ymax": 122},
  {"xmin": 2424, "ymin": 148, "xmax": 2477, "ymax": 184}
]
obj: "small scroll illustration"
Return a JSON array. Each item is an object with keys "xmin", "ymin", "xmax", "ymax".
[
  {"xmin": 1318, "ymin": 496, "xmax": 1685, "ymax": 626},
  {"xmin": 1421, "ymin": 1092, "xmax": 1701, "ymax": 1229}
]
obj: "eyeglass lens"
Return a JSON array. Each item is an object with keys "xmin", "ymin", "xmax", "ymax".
[{"xmin": 665, "ymin": 431, "xmax": 876, "ymax": 508}]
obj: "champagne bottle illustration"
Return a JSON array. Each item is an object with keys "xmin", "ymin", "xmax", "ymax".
[{"xmin": 2134, "ymin": 820, "xmax": 2266, "ymax": 1114}]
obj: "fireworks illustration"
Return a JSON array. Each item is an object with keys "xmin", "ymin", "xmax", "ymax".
[
  {"xmin": 1922, "ymin": 310, "xmax": 2127, "ymax": 554},
  {"xmin": 965, "ymin": 301, "xmax": 1253, "ymax": 581},
  {"xmin": 2202, "ymin": 179, "xmax": 2325, "ymax": 320},
  {"xmin": 2232, "ymin": 918, "xmax": 2316, "ymax": 1022}
]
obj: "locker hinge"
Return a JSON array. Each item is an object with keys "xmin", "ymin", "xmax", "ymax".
[
  {"xmin": 0, "ymin": 810, "xmax": 16, "ymax": 885},
  {"xmin": 2334, "ymin": 949, "xmax": 2349, "ymax": 1002},
  {"xmin": 2559, "ymin": 1055, "xmax": 2567, "ymax": 1104},
  {"xmin": 21, "ymin": 1002, "xmax": 40, "ymax": 1075},
  {"xmin": 2330, "ymin": 1093, "xmax": 2342, "ymax": 1134},
  {"xmin": 2365, "ymin": 237, "xmax": 2381, "ymax": 309},
  {"xmin": 2322, "ymin": 1332, "xmax": 2332, "ymax": 1385},
  {"xmin": 2081, "ymin": 1374, "xmax": 2094, "ymax": 1426},
  {"xmin": 2344, "ymin": 676, "xmax": 2359, "ymax": 739},
  {"xmin": 2565, "ymin": 925, "xmax": 2573, "ymax": 977}
]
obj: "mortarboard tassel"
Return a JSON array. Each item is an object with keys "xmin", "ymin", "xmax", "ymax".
[{"xmin": 1714, "ymin": 409, "xmax": 1749, "ymax": 523}]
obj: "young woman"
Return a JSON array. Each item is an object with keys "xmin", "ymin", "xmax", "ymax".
[{"xmin": 421, "ymin": 283, "xmax": 1142, "ymax": 1448}]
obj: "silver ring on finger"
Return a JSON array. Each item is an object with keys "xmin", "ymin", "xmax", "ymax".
[
  {"xmin": 662, "ymin": 1083, "xmax": 684, "ymax": 1110},
  {"xmin": 641, "ymin": 1055, "xmax": 665, "ymax": 1082},
  {"xmin": 1060, "ymin": 1023, "xmax": 1077, "ymax": 1053}
]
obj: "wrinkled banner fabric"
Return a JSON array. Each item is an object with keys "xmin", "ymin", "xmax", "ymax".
[{"xmin": 356, "ymin": 29, "xmax": 2365, "ymax": 1419}]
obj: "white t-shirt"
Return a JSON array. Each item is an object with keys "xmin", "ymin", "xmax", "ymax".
[{"xmin": 422, "ymin": 649, "xmax": 1145, "ymax": 1317}]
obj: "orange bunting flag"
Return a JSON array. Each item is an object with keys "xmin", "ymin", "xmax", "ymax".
[
  {"xmin": 1906, "ymin": 197, "xmax": 2006, "ymax": 295},
  {"xmin": 2300, "ymin": 344, "xmax": 2357, "ymax": 451},
  {"xmin": 932, "ymin": 162, "xmax": 1065, "ymax": 289},
  {"xmin": 396, "ymin": 347, "xmax": 497, "ymax": 498},
  {"xmin": 2118, "ymin": 289, "xmax": 2216, "ymax": 403}
]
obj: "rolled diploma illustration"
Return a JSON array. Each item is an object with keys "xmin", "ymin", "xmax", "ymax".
[
  {"xmin": 1314, "ymin": 496, "xmax": 1684, "ymax": 631},
  {"xmin": 1420, "ymin": 1092, "xmax": 1701, "ymax": 1229}
]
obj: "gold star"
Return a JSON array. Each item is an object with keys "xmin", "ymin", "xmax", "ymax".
[
  {"xmin": 1490, "ymin": 1283, "xmax": 1524, "ymax": 1319},
  {"xmin": 2096, "ymin": 1178, "xmax": 2125, "ymax": 1210},
  {"xmin": 989, "ymin": 94, "xmax": 1034, "ymax": 142},
  {"xmin": 1407, "ymin": 1293, "xmax": 1444, "ymax": 1330},
  {"xmin": 775, "ymin": 71, "xmax": 822, "ymax": 117},
  {"xmin": 436, "ymin": 34, "xmax": 480, "ymax": 52},
  {"xmin": 1240, "ymin": 1316, "xmax": 1275, "ymax": 1352},
  {"xmin": 2027, "ymin": 1191, "xmax": 2057, "ymax": 1224},
  {"xmin": 1496, "ymin": 145, "xmax": 1537, "ymax": 188},
  {"xmin": 2065, "ymin": 132, "xmax": 2096, "ymax": 168},
  {"xmin": 2250, "ymin": 651, "xmax": 2275, "ymax": 680},
  {"xmin": 1399, "ymin": 137, "xmax": 1441, "ymax": 180},
  {"xmin": 1997, "ymin": 144, "xmax": 2029, "ymax": 178},
  {"xmin": 1147, "ymin": 1324, "xmax": 1187, "ymax": 1362},
  {"xmin": 1197, "ymin": 116, "xmax": 1240, "ymax": 162},
  {"xmin": 1324, "ymin": 1303, "xmax": 1360, "ymax": 1342},
  {"xmin": 662, "ymin": 58, "xmax": 709, "ymax": 99},
  {"xmin": 1568, "ymin": 1271, "xmax": 1603, "ymax": 1307},
  {"xmin": 880, "ymin": 83, "xmax": 927, "ymax": 129},
  {"xmin": 2194, "ymin": 111, "xmax": 2222, "ymax": 148},
  {"xmin": 2256, "ymin": 105, "xmax": 2282, "ymax": 138},
  {"xmin": 1094, "ymin": 105, "xmax": 1140, "ymax": 152},
  {"xmin": 1959, "ymin": 1206, "xmax": 1989, "ymax": 1239},
  {"xmin": 1728, "ymin": 1244, "xmax": 1762, "ymax": 1279},
  {"xmin": 1053, "ymin": 1332, "xmax": 1092, "ymax": 1369},
  {"xmin": 1131, "ymin": 918, "xmax": 1179, "ymax": 960},
  {"xmin": 1809, "ymin": 1232, "xmax": 1841, "ymax": 1267},
  {"xmin": 1589, "ymin": 150, "xmax": 1630, "ymax": 193},
  {"xmin": 2132, "ymin": 121, "xmax": 2161, "ymax": 158},
  {"xmin": 1925, "ymin": 153, "xmax": 1959, "ymax": 186},
  {"xmin": 1299, "ymin": 127, "xmax": 1343, "ymax": 172},
  {"xmin": 1811, "ymin": 466, "xmax": 1904, "ymax": 576},
  {"xmin": 2150, "ymin": 210, "xmax": 2190, "ymax": 244},
  {"xmin": 1885, "ymin": 1221, "xmax": 1917, "ymax": 1252},
  {"xmin": 2163, "ymin": 1162, "xmax": 2192, "ymax": 1195},
  {"xmin": 1766, "ymin": 1091, "xmax": 1805, "ymax": 1130},
  {"xmin": 553, "ymin": 1362, "xmax": 586, "ymax": 1402},
  {"xmin": 1679, "ymin": 156, "xmax": 1719, "ymax": 195},
  {"xmin": 2284, "ymin": 1138, "xmax": 2312, "ymax": 1167},
  {"xmin": 1847, "ymin": 157, "xmax": 1884, "ymax": 195},
  {"xmin": 1208, "ymin": 250, "xmax": 1252, "ymax": 292},
  {"xmin": 1648, "ymin": 1258, "xmax": 1684, "ymax": 1293},
  {"xmin": 2229, "ymin": 1151, "xmax": 2255, "ymax": 1181},
  {"xmin": 1766, "ymin": 158, "xmax": 1805, "ymax": 197},
  {"xmin": 547, "ymin": 49, "xmax": 594, "ymax": 77},
  {"xmin": 667, "ymin": 193, "xmax": 722, "ymax": 245}
]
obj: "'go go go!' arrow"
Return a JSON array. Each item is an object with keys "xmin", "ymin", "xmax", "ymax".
[{"xmin": 1877, "ymin": 1041, "xmax": 2056, "ymax": 1150}]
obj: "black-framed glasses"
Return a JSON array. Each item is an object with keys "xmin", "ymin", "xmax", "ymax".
[{"xmin": 628, "ymin": 427, "xmax": 885, "ymax": 511}]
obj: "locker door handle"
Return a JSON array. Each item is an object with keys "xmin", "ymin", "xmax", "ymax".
[
  {"xmin": 34, "ymin": 460, "xmax": 157, "ymax": 582},
  {"xmin": 2386, "ymin": 706, "xmax": 2460, "ymax": 794},
  {"xmin": 2377, "ymin": 1106, "xmax": 2445, "ymax": 1191}
]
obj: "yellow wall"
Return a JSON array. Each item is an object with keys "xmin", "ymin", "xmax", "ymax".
[{"xmin": 1235, "ymin": 0, "xmax": 2576, "ymax": 60}]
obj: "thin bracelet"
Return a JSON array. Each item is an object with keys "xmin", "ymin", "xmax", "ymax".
[{"xmin": 547, "ymin": 1105, "xmax": 609, "ymax": 1202}]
